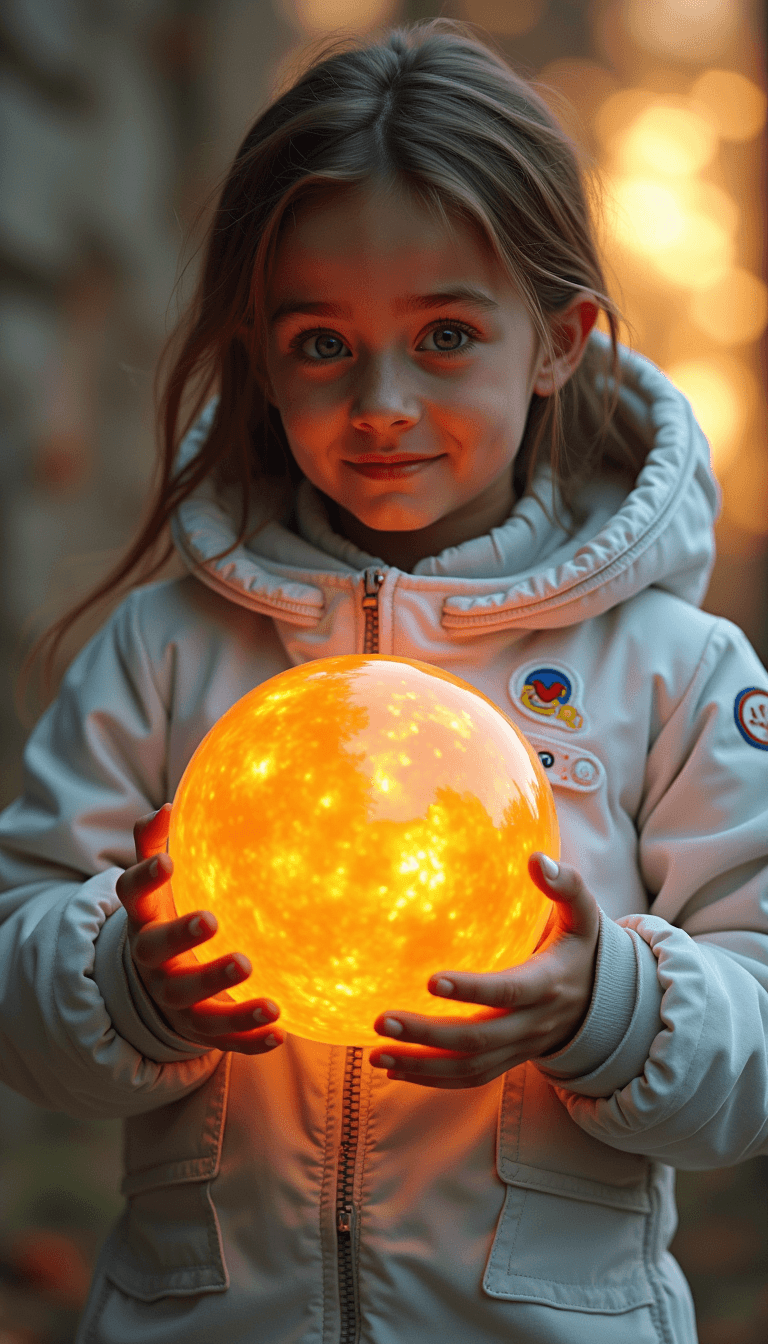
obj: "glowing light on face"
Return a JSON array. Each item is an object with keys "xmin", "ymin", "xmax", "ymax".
[{"xmin": 169, "ymin": 657, "xmax": 558, "ymax": 1046}]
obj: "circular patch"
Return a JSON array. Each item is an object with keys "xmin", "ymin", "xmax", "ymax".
[
  {"xmin": 517, "ymin": 666, "xmax": 584, "ymax": 732},
  {"xmin": 734, "ymin": 687, "xmax": 768, "ymax": 750}
]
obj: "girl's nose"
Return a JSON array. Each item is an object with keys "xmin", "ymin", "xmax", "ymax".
[{"xmin": 350, "ymin": 355, "xmax": 420, "ymax": 435}]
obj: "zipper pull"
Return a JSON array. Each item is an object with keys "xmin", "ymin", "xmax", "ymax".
[
  {"xmin": 362, "ymin": 568, "xmax": 383, "ymax": 607},
  {"xmin": 337, "ymin": 1204, "xmax": 356, "ymax": 1236},
  {"xmin": 361, "ymin": 568, "xmax": 384, "ymax": 656}
]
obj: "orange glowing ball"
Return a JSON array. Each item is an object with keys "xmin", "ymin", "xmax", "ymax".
[{"xmin": 169, "ymin": 656, "xmax": 558, "ymax": 1047}]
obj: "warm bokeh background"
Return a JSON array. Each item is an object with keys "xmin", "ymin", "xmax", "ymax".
[{"xmin": 0, "ymin": 1, "xmax": 766, "ymax": 1340}]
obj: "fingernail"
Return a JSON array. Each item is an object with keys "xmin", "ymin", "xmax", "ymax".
[
  {"xmin": 433, "ymin": 978, "xmax": 454, "ymax": 997},
  {"xmin": 265, "ymin": 1034, "xmax": 280, "ymax": 1049},
  {"xmin": 382, "ymin": 1017, "xmax": 403, "ymax": 1037},
  {"xmin": 253, "ymin": 1001, "xmax": 278, "ymax": 1025},
  {"xmin": 226, "ymin": 957, "xmax": 248, "ymax": 982},
  {"xmin": 150, "ymin": 858, "xmax": 160, "ymax": 879},
  {"xmin": 188, "ymin": 916, "xmax": 203, "ymax": 937},
  {"xmin": 540, "ymin": 855, "xmax": 560, "ymax": 881},
  {"xmin": 379, "ymin": 1054, "xmax": 396, "ymax": 1068}
]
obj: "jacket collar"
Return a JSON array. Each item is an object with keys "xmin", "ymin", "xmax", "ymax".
[{"xmin": 171, "ymin": 338, "xmax": 719, "ymax": 634}]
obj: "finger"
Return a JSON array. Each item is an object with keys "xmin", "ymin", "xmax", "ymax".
[
  {"xmin": 373, "ymin": 998, "xmax": 553, "ymax": 1056},
  {"xmin": 190, "ymin": 1028, "xmax": 284, "ymax": 1056},
  {"xmin": 133, "ymin": 909, "xmax": 218, "ymax": 969},
  {"xmin": 133, "ymin": 804, "xmax": 172, "ymax": 863},
  {"xmin": 370, "ymin": 1041, "xmax": 515, "ymax": 1082},
  {"xmin": 186, "ymin": 994, "xmax": 280, "ymax": 1035},
  {"xmin": 374, "ymin": 1008, "xmax": 513, "ymax": 1053},
  {"xmin": 415, "ymin": 958, "xmax": 553, "ymax": 1014},
  {"xmin": 116, "ymin": 852, "xmax": 174, "ymax": 928},
  {"xmin": 528, "ymin": 854, "xmax": 599, "ymax": 937},
  {"xmin": 381, "ymin": 1063, "xmax": 510, "ymax": 1090},
  {"xmin": 150, "ymin": 952, "xmax": 256, "ymax": 1012}
]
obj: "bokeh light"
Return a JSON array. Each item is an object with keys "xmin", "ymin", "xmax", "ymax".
[
  {"xmin": 579, "ymin": 1, "xmax": 767, "ymax": 539},
  {"xmin": 621, "ymin": 0, "xmax": 739, "ymax": 62},
  {"xmin": 280, "ymin": 0, "xmax": 399, "ymax": 36},
  {"xmin": 169, "ymin": 657, "xmax": 557, "ymax": 1046},
  {"xmin": 666, "ymin": 355, "xmax": 752, "ymax": 474},
  {"xmin": 612, "ymin": 102, "xmax": 718, "ymax": 176},
  {"xmin": 458, "ymin": 0, "xmax": 549, "ymax": 38},
  {"xmin": 690, "ymin": 69, "xmax": 767, "ymax": 142},
  {"xmin": 690, "ymin": 270, "xmax": 768, "ymax": 346}
]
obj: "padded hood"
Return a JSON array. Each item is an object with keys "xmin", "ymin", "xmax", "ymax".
[{"xmin": 171, "ymin": 338, "xmax": 720, "ymax": 635}]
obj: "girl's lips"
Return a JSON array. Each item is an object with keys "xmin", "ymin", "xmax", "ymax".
[{"xmin": 345, "ymin": 456, "xmax": 444, "ymax": 480}]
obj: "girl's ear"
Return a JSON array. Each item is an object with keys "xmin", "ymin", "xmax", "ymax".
[{"xmin": 533, "ymin": 293, "xmax": 600, "ymax": 397}]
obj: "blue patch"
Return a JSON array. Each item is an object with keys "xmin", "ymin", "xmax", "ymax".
[
  {"xmin": 519, "ymin": 666, "xmax": 584, "ymax": 731},
  {"xmin": 734, "ymin": 687, "xmax": 768, "ymax": 750}
]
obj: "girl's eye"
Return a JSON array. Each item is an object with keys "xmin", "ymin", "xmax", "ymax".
[
  {"xmin": 299, "ymin": 333, "xmax": 349, "ymax": 361},
  {"xmin": 418, "ymin": 324, "xmax": 474, "ymax": 354}
]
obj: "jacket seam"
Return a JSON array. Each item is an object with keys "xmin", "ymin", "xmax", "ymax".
[{"xmin": 641, "ymin": 1167, "xmax": 674, "ymax": 1344}]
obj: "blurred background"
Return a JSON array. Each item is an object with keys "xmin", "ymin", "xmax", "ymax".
[{"xmin": 0, "ymin": 0, "xmax": 766, "ymax": 1340}]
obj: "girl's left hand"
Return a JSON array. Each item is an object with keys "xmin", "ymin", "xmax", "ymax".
[{"xmin": 370, "ymin": 854, "xmax": 600, "ymax": 1089}]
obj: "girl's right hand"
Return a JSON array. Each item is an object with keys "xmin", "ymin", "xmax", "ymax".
[{"xmin": 115, "ymin": 805, "xmax": 283, "ymax": 1055}]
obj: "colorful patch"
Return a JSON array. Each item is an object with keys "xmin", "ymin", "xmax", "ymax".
[
  {"xmin": 734, "ymin": 687, "xmax": 768, "ymax": 750},
  {"xmin": 513, "ymin": 665, "xmax": 585, "ymax": 732}
]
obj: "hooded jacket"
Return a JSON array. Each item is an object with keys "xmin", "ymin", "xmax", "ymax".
[{"xmin": 1, "ymin": 342, "xmax": 768, "ymax": 1344}]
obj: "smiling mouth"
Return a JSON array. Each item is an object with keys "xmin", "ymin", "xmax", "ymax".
[{"xmin": 345, "ymin": 453, "xmax": 444, "ymax": 479}]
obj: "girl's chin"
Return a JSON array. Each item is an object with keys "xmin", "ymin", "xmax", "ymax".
[{"xmin": 345, "ymin": 505, "xmax": 443, "ymax": 537}]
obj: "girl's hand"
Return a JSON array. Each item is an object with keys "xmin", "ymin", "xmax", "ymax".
[
  {"xmin": 115, "ymin": 805, "xmax": 283, "ymax": 1055},
  {"xmin": 370, "ymin": 855, "xmax": 599, "ymax": 1089}
]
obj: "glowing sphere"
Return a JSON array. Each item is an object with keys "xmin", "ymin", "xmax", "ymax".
[{"xmin": 169, "ymin": 656, "xmax": 558, "ymax": 1047}]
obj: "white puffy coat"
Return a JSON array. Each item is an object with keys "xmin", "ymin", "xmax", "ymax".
[{"xmin": 1, "ymin": 344, "xmax": 768, "ymax": 1344}]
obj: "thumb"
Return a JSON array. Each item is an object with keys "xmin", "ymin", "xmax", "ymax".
[
  {"xmin": 134, "ymin": 803, "xmax": 172, "ymax": 862},
  {"xmin": 528, "ymin": 853, "xmax": 599, "ymax": 939}
]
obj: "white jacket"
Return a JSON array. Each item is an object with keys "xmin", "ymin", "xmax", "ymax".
[{"xmin": 1, "ymin": 343, "xmax": 768, "ymax": 1344}]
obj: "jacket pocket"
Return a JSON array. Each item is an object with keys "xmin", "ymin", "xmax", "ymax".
[
  {"xmin": 484, "ymin": 1063, "xmax": 654, "ymax": 1314},
  {"xmin": 106, "ymin": 1054, "xmax": 231, "ymax": 1302}
]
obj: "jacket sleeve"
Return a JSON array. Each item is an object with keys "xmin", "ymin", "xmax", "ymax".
[
  {"xmin": 535, "ymin": 617, "xmax": 768, "ymax": 1169},
  {"xmin": 0, "ymin": 592, "xmax": 221, "ymax": 1119}
]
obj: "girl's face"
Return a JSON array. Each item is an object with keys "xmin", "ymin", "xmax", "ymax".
[{"xmin": 265, "ymin": 184, "xmax": 593, "ymax": 569}]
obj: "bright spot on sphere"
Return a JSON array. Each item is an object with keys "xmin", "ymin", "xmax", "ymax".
[
  {"xmin": 691, "ymin": 69, "xmax": 767, "ymax": 142},
  {"xmin": 169, "ymin": 656, "xmax": 558, "ymax": 1047}
]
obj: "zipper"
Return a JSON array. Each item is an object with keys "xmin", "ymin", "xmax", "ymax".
[
  {"xmin": 335, "ymin": 567, "xmax": 384, "ymax": 1342},
  {"xmin": 336, "ymin": 1045, "xmax": 363, "ymax": 1344},
  {"xmin": 361, "ymin": 567, "xmax": 384, "ymax": 655}
]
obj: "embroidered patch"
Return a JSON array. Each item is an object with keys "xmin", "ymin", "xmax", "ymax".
[
  {"xmin": 734, "ymin": 687, "xmax": 768, "ymax": 750},
  {"xmin": 512, "ymin": 665, "xmax": 585, "ymax": 732}
]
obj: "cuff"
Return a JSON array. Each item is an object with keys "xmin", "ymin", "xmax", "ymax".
[
  {"xmin": 93, "ymin": 906, "xmax": 212, "ymax": 1064},
  {"xmin": 534, "ymin": 909, "xmax": 664, "ymax": 1098}
]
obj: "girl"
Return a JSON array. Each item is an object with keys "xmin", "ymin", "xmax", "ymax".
[{"xmin": 2, "ymin": 21, "xmax": 767, "ymax": 1344}]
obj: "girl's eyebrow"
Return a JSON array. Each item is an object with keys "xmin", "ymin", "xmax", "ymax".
[
  {"xmin": 394, "ymin": 287, "xmax": 499, "ymax": 314},
  {"xmin": 271, "ymin": 299, "xmax": 351, "ymax": 325},
  {"xmin": 270, "ymin": 286, "xmax": 499, "ymax": 326}
]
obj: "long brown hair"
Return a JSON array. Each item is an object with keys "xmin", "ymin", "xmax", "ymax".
[{"xmin": 33, "ymin": 19, "xmax": 643, "ymax": 691}]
